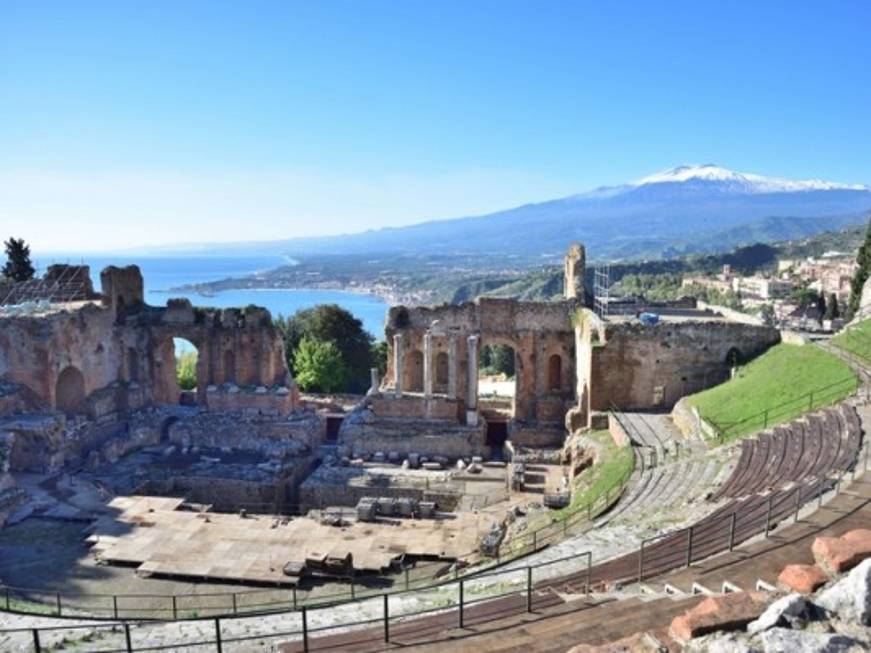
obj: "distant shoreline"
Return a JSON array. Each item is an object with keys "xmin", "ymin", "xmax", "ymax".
[{"xmin": 164, "ymin": 283, "xmax": 406, "ymax": 306}]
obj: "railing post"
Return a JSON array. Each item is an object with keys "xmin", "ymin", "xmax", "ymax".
[
  {"xmin": 171, "ymin": 595, "xmax": 177, "ymax": 620},
  {"xmin": 383, "ymin": 594, "xmax": 390, "ymax": 642},
  {"xmin": 808, "ymin": 392, "xmax": 814, "ymax": 411},
  {"xmin": 56, "ymin": 592, "xmax": 61, "ymax": 616},
  {"xmin": 350, "ymin": 577, "xmax": 355, "ymax": 600},
  {"xmin": 794, "ymin": 487, "xmax": 801, "ymax": 523},
  {"xmin": 301, "ymin": 606, "xmax": 309, "ymax": 653},
  {"xmin": 686, "ymin": 527, "xmax": 694, "ymax": 567},
  {"xmin": 123, "ymin": 623, "xmax": 133, "ymax": 653},
  {"xmin": 637, "ymin": 540, "xmax": 644, "ymax": 584},
  {"xmin": 526, "ymin": 566, "xmax": 533, "ymax": 613},
  {"xmin": 5, "ymin": 586, "xmax": 10, "ymax": 611},
  {"xmin": 113, "ymin": 595, "xmax": 119, "ymax": 619},
  {"xmin": 404, "ymin": 566, "xmax": 410, "ymax": 591},
  {"xmin": 293, "ymin": 587, "xmax": 298, "ymax": 610},
  {"xmin": 764, "ymin": 496, "xmax": 773, "ymax": 537},
  {"xmin": 586, "ymin": 552, "xmax": 592, "ymax": 595},
  {"xmin": 215, "ymin": 618, "xmax": 223, "ymax": 653},
  {"xmin": 728, "ymin": 513, "xmax": 736, "ymax": 552},
  {"xmin": 458, "ymin": 580, "xmax": 464, "ymax": 629},
  {"xmin": 231, "ymin": 592, "xmax": 237, "ymax": 615},
  {"xmin": 32, "ymin": 629, "xmax": 41, "ymax": 653}
]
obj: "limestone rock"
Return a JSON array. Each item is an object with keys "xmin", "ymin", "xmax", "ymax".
[
  {"xmin": 812, "ymin": 530, "xmax": 871, "ymax": 575},
  {"xmin": 683, "ymin": 631, "xmax": 755, "ymax": 653},
  {"xmin": 748, "ymin": 593, "xmax": 810, "ymax": 634},
  {"xmin": 670, "ymin": 591, "xmax": 773, "ymax": 642},
  {"xmin": 779, "ymin": 564, "xmax": 830, "ymax": 594},
  {"xmin": 566, "ymin": 632, "xmax": 666, "ymax": 652},
  {"xmin": 815, "ymin": 558, "xmax": 871, "ymax": 626},
  {"xmin": 758, "ymin": 627, "xmax": 860, "ymax": 653}
]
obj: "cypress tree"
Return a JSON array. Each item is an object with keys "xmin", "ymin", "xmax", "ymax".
[
  {"xmin": 848, "ymin": 215, "xmax": 871, "ymax": 318},
  {"xmin": 2, "ymin": 238, "xmax": 36, "ymax": 282}
]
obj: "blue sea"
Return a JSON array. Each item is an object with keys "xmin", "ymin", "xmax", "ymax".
[{"xmin": 33, "ymin": 254, "xmax": 389, "ymax": 339}]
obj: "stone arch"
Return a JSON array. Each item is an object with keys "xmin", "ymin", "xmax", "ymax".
[
  {"xmin": 548, "ymin": 353, "xmax": 562, "ymax": 391},
  {"xmin": 725, "ymin": 347, "xmax": 742, "ymax": 368},
  {"xmin": 435, "ymin": 351, "xmax": 449, "ymax": 393},
  {"xmin": 55, "ymin": 366, "xmax": 86, "ymax": 416},
  {"xmin": 404, "ymin": 350, "xmax": 424, "ymax": 392},
  {"xmin": 160, "ymin": 416, "xmax": 178, "ymax": 443}
]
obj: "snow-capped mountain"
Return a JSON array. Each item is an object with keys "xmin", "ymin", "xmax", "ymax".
[
  {"xmin": 633, "ymin": 164, "xmax": 867, "ymax": 193},
  {"xmin": 201, "ymin": 165, "xmax": 871, "ymax": 263}
]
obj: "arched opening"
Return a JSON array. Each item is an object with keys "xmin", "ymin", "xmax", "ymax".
[
  {"xmin": 55, "ymin": 366, "xmax": 86, "ymax": 416},
  {"xmin": 174, "ymin": 338, "xmax": 199, "ymax": 405},
  {"xmin": 725, "ymin": 347, "xmax": 742, "ymax": 368},
  {"xmin": 127, "ymin": 347, "xmax": 140, "ymax": 383},
  {"xmin": 434, "ymin": 351, "xmax": 449, "ymax": 393},
  {"xmin": 160, "ymin": 416, "xmax": 179, "ymax": 443},
  {"xmin": 548, "ymin": 354, "xmax": 562, "ymax": 391},
  {"xmin": 478, "ymin": 343, "xmax": 517, "ymax": 449},
  {"xmin": 404, "ymin": 350, "xmax": 424, "ymax": 392}
]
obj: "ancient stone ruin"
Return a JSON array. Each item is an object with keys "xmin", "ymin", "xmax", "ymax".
[{"xmin": 0, "ymin": 243, "xmax": 786, "ymax": 596}]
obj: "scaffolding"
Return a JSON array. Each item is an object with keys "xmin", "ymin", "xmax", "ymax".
[
  {"xmin": 0, "ymin": 262, "xmax": 93, "ymax": 311},
  {"xmin": 593, "ymin": 264, "xmax": 610, "ymax": 318}
]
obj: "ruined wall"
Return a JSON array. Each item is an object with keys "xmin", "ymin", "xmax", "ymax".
[
  {"xmin": 383, "ymin": 296, "xmax": 577, "ymax": 425},
  {"xmin": 575, "ymin": 309, "xmax": 781, "ymax": 415},
  {"xmin": 0, "ymin": 266, "xmax": 298, "ymax": 421}
]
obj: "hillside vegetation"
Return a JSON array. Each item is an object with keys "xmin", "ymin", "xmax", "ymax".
[
  {"xmin": 686, "ymin": 343, "xmax": 857, "ymax": 442},
  {"xmin": 831, "ymin": 318, "xmax": 871, "ymax": 363}
]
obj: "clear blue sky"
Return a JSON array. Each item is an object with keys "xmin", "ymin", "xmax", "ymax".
[{"xmin": 2, "ymin": 1, "xmax": 870, "ymax": 251}]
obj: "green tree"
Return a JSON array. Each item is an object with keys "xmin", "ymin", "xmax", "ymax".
[
  {"xmin": 293, "ymin": 337, "xmax": 347, "ymax": 392},
  {"xmin": 479, "ymin": 344, "xmax": 515, "ymax": 377},
  {"xmin": 275, "ymin": 304, "xmax": 374, "ymax": 393},
  {"xmin": 757, "ymin": 303, "xmax": 775, "ymax": 326},
  {"xmin": 824, "ymin": 293, "xmax": 840, "ymax": 321},
  {"xmin": 2, "ymin": 238, "xmax": 36, "ymax": 282},
  {"xmin": 176, "ymin": 352, "xmax": 198, "ymax": 390},
  {"xmin": 848, "ymin": 214, "xmax": 871, "ymax": 317},
  {"xmin": 370, "ymin": 340, "xmax": 388, "ymax": 378}
]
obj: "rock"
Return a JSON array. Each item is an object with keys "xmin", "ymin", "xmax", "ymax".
[
  {"xmin": 779, "ymin": 564, "xmax": 830, "ymax": 594},
  {"xmin": 456, "ymin": 459, "xmax": 466, "ymax": 470},
  {"xmin": 815, "ymin": 558, "xmax": 871, "ymax": 626},
  {"xmin": 758, "ymin": 627, "xmax": 860, "ymax": 653},
  {"xmin": 812, "ymin": 530, "xmax": 871, "ymax": 575},
  {"xmin": 669, "ymin": 591, "xmax": 773, "ymax": 642},
  {"xmin": 683, "ymin": 631, "xmax": 754, "ymax": 653},
  {"xmin": 748, "ymin": 593, "xmax": 810, "ymax": 634}
]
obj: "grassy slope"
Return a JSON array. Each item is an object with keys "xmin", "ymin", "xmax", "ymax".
[
  {"xmin": 554, "ymin": 429, "xmax": 635, "ymax": 521},
  {"xmin": 831, "ymin": 318, "xmax": 871, "ymax": 363},
  {"xmin": 686, "ymin": 343, "xmax": 857, "ymax": 441}
]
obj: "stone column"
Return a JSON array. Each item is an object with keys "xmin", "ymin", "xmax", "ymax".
[
  {"xmin": 368, "ymin": 367, "xmax": 381, "ymax": 396},
  {"xmin": 466, "ymin": 334, "xmax": 479, "ymax": 425},
  {"xmin": 393, "ymin": 333, "xmax": 404, "ymax": 398},
  {"xmin": 423, "ymin": 331, "xmax": 433, "ymax": 399},
  {"xmin": 447, "ymin": 334, "xmax": 458, "ymax": 399}
]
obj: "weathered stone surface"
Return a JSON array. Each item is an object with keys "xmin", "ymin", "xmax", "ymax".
[
  {"xmin": 565, "ymin": 631, "xmax": 665, "ymax": 652},
  {"xmin": 758, "ymin": 627, "xmax": 860, "ymax": 653},
  {"xmin": 670, "ymin": 591, "xmax": 773, "ymax": 642},
  {"xmin": 812, "ymin": 529, "xmax": 871, "ymax": 575},
  {"xmin": 815, "ymin": 558, "xmax": 871, "ymax": 626},
  {"xmin": 779, "ymin": 564, "xmax": 830, "ymax": 594},
  {"xmin": 748, "ymin": 593, "xmax": 810, "ymax": 634},
  {"xmin": 683, "ymin": 631, "xmax": 754, "ymax": 653}
]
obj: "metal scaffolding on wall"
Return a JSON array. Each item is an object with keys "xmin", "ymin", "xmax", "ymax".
[{"xmin": 593, "ymin": 264, "xmax": 610, "ymax": 318}]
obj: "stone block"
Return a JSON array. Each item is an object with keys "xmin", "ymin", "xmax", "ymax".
[
  {"xmin": 757, "ymin": 627, "xmax": 861, "ymax": 653},
  {"xmin": 778, "ymin": 564, "xmax": 829, "ymax": 594},
  {"xmin": 669, "ymin": 591, "xmax": 773, "ymax": 642},
  {"xmin": 812, "ymin": 529, "xmax": 871, "ymax": 575},
  {"xmin": 747, "ymin": 593, "xmax": 810, "ymax": 634}
]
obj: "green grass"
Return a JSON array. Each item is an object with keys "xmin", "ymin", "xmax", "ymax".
[
  {"xmin": 687, "ymin": 343, "xmax": 858, "ymax": 442},
  {"xmin": 831, "ymin": 318, "xmax": 871, "ymax": 363},
  {"xmin": 553, "ymin": 429, "xmax": 635, "ymax": 521}
]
